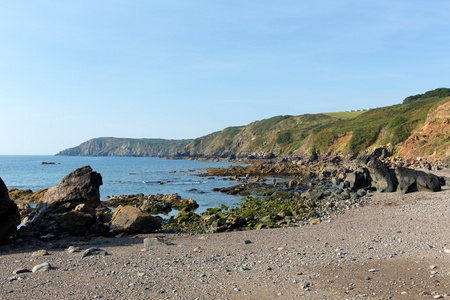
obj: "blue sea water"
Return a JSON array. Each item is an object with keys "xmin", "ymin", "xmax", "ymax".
[{"xmin": 0, "ymin": 155, "xmax": 244, "ymax": 215}]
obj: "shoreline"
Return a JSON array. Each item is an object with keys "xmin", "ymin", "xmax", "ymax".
[{"xmin": 2, "ymin": 185, "xmax": 450, "ymax": 299}]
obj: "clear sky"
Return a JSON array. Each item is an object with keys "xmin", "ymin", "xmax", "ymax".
[{"xmin": 1, "ymin": 1, "xmax": 449, "ymax": 155}]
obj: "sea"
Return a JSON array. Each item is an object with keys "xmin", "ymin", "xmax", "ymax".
[{"xmin": 0, "ymin": 155, "xmax": 245, "ymax": 217}]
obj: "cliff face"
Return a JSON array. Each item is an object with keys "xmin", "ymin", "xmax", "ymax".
[
  {"xmin": 56, "ymin": 138, "xmax": 192, "ymax": 157},
  {"xmin": 397, "ymin": 99, "xmax": 450, "ymax": 159}
]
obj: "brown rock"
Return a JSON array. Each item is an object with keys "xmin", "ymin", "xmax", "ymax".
[
  {"xmin": 110, "ymin": 205, "xmax": 162, "ymax": 233},
  {"xmin": 226, "ymin": 214, "xmax": 247, "ymax": 229}
]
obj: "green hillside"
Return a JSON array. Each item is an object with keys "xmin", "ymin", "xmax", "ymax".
[
  {"xmin": 56, "ymin": 137, "xmax": 192, "ymax": 157},
  {"xmin": 58, "ymin": 88, "xmax": 450, "ymax": 160},
  {"xmin": 179, "ymin": 88, "xmax": 450, "ymax": 159}
]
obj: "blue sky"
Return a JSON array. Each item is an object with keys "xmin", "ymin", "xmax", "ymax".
[{"xmin": 1, "ymin": 1, "xmax": 449, "ymax": 155}]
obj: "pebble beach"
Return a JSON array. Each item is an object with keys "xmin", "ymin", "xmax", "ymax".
[{"xmin": 1, "ymin": 170, "xmax": 449, "ymax": 300}]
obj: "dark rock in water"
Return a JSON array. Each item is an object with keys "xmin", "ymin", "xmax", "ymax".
[
  {"xmin": 395, "ymin": 167, "xmax": 442, "ymax": 194},
  {"xmin": 23, "ymin": 166, "xmax": 107, "ymax": 237},
  {"xmin": 373, "ymin": 166, "xmax": 399, "ymax": 192},
  {"xmin": 0, "ymin": 178, "xmax": 21, "ymax": 243},
  {"xmin": 110, "ymin": 205, "xmax": 162, "ymax": 234},
  {"xmin": 344, "ymin": 168, "xmax": 372, "ymax": 192}
]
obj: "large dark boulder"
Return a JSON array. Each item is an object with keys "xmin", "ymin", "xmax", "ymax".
[
  {"xmin": 41, "ymin": 165, "xmax": 102, "ymax": 212},
  {"xmin": 24, "ymin": 166, "xmax": 106, "ymax": 237},
  {"xmin": 344, "ymin": 167, "xmax": 372, "ymax": 191},
  {"xmin": 395, "ymin": 167, "xmax": 442, "ymax": 194},
  {"xmin": 0, "ymin": 178, "xmax": 21, "ymax": 242},
  {"xmin": 373, "ymin": 166, "xmax": 399, "ymax": 192}
]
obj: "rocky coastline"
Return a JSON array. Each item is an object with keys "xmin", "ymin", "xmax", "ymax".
[
  {"xmin": 1, "ymin": 153, "xmax": 450, "ymax": 299},
  {"xmin": 2, "ymin": 148, "xmax": 449, "ymax": 245}
]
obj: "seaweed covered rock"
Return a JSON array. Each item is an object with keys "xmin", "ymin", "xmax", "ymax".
[
  {"xmin": 8, "ymin": 188, "xmax": 48, "ymax": 203},
  {"xmin": 0, "ymin": 178, "xmax": 21, "ymax": 243},
  {"xmin": 163, "ymin": 194, "xmax": 199, "ymax": 210},
  {"xmin": 105, "ymin": 193, "xmax": 197, "ymax": 212}
]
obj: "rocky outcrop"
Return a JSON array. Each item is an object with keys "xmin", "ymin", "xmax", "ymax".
[
  {"xmin": 357, "ymin": 147, "xmax": 391, "ymax": 167},
  {"xmin": 395, "ymin": 167, "xmax": 442, "ymax": 194},
  {"xmin": 110, "ymin": 205, "xmax": 161, "ymax": 234},
  {"xmin": 372, "ymin": 166, "xmax": 442, "ymax": 194},
  {"xmin": 23, "ymin": 166, "xmax": 107, "ymax": 237},
  {"xmin": 8, "ymin": 188, "xmax": 48, "ymax": 203},
  {"xmin": 373, "ymin": 167, "xmax": 398, "ymax": 192},
  {"xmin": 0, "ymin": 178, "xmax": 21, "ymax": 243},
  {"xmin": 344, "ymin": 168, "xmax": 372, "ymax": 192}
]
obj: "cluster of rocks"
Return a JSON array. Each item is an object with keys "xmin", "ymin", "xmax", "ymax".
[
  {"xmin": 1, "ymin": 157, "xmax": 448, "ymax": 242},
  {"xmin": 20, "ymin": 166, "xmax": 108, "ymax": 238},
  {"xmin": 171, "ymin": 161, "xmax": 447, "ymax": 233},
  {"xmin": 0, "ymin": 166, "xmax": 168, "ymax": 244},
  {"xmin": 165, "ymin": 167, "xmax": 376, "ymax": 233},
  {"xmin": 373, "ymin": 165, "xmax": 443, "ymax": 193},
  {"xmin": 104, "ymin": 193, "xmax": 199, "ymax": 213}
]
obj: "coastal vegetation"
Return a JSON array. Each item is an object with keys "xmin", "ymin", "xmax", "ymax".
[{"xmin": 57, "ymin": 137, "xmax": 192, "ymax": 157}]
